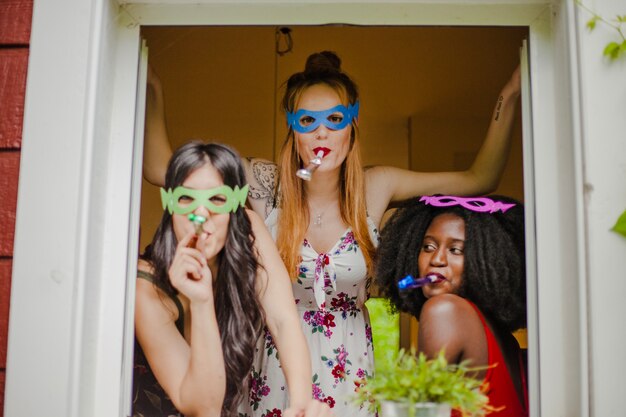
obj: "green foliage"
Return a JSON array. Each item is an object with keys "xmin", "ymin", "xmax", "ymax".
[
  {"xmin": 366, "ymin": 297, "xmax": 400, "ymax": 373},
  {"xmin": 603, "ymin": 41, "xmax": 626, "ymax": 59},
  {"xmin": 575, "ymin": 0, "xmax": 626, "ymax": 61},
  {"xmin": 586, "ymin": 15, "xmax": 599, "ymax": 30},
  {"xmin": 611, "ymin": 209, "xmax": 626, "ymax": 238},
  {"xmin": 352, "ymin": 349, "xmax": 493, "ymax": 416}
]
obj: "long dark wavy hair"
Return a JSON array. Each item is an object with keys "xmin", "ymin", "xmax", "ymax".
[
  {"xmin": 143, "ymin": 141, "xmax": 264, "ymax": 416},
  {"xmin": 376, "ymin": 195, "xmax": 527, "ymax": 332}
]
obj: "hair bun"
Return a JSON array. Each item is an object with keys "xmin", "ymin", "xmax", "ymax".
[{"xmin": 304, "ymin": 51, "xmax": 341, "ymax": 74}]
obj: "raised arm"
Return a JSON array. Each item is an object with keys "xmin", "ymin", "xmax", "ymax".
[
  {"xmin": 135, "ymin": 233, "xmax": 225, "ymax": 417},
  {"xmin": 460, "ymin": 65, "xmax": 521, "ymax": 193},
  {"xmin": 366, "ymin": 66, "xmax": 521, "ymax": 223},
  {"xmin": 248, "ymin": 210, "xmax": 333, "ymax": 417},
  {"xmin": 143, "ymin": 65, "xmax": 174, "ymax": 187}
]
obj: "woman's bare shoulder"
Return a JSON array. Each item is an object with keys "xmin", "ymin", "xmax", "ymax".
[
  {"xmin": 421, "ymin": 294, "xmax": 476, "ymax": 322},
  {"xmin": 138, "ymin": 258, "xmax": 154, "ymax": 274},
  {"xmin": 245, "ymin": 208, "xmax": 265, "ymax": 227},
  {"xmin": 418, "ymin": 294, "xmax": 483, "ymax": 361},
  {"xmin": 364, "ymin": 166, "xmax": 397, "ymax": 224},
  {"xmin": 135, "ymin": 260, "xmax": 180, "ymax": 320}
]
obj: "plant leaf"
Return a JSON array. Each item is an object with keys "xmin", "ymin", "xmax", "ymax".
[
  {"xmin": 350, "ymin": 348, "xmax": 489, "ymax": 413},
  {"xmin": 603, "ymin": 42, "xmax": 622, "ymax": 60},
  {"xmin": 611, "ymin": 209, "xmax": 626, "ymax": 238},
  {"xmin": 586, "ymin": 16, "xmax": 598, "ymax": 31}
]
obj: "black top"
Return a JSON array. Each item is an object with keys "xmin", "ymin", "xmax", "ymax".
[{"xmin": 132, "ymin": 270, "xmax": 185, "ymax": 417}]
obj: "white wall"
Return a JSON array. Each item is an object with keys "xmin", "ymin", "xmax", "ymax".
[{"xmin": 574, "ymin": 0, "xmax": 626, "ymax": 415}]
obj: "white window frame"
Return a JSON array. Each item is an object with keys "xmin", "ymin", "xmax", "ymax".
[{"xmin": 5, "ymin": 1, "xmax": 588, "ymax": 417}]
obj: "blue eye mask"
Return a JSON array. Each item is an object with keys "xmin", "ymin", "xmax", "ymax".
[
  {"xmin": 160, "ymin": 184, "xmax": 249, "ymax": 215},
  {"xmin": 286, "ymin": 102, "xmax": 359, "ymax": 134}
]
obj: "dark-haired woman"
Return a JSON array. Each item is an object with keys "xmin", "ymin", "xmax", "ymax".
[
  {"xmin": 143, "ymin": 52, "xmax": 521, "ymax": 416},
  {"xmin": 376, "ymin": 195, "xmax": 528, "ymax": 416},
  {"xmin": 133, "ymin": 142, "xmax": 332, "ymax": 417}
]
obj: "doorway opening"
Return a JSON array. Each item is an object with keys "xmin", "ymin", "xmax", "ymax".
[{"xmin": 137, "ymin": 23, "xmax": 528, "ymax": 379}]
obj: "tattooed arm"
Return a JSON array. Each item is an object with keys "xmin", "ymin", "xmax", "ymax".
[{"xmin": 242, "ymin": 157, "xmax": 279, "ymax": 219}]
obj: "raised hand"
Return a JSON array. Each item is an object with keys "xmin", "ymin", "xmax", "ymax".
[{"xmin": 168, "ymin": 231, "xmax": 214, "ymax": 303}]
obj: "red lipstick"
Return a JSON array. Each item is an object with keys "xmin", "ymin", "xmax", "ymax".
[{"xmin": 313, "ymin": 147, "xmax": 331, "ymax": 157}]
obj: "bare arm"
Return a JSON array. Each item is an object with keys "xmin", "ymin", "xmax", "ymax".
[
  {"xmin": 143, "ymin": 65, "xmax": 173, "ymax": 187},
  {"xmin": 248, "ymin": 210, "xmax": 313, "ymax": 410},
  {"xmin": 366, "ymin": 66, "xmax": 521, "ymax": 223},
  {"xmin": 135, "ymin": 234, "xmax": 225, "ymax": 417},
  {"xmin": 417, "ymin": 294, "xmax": 487, "ymax": 378}
]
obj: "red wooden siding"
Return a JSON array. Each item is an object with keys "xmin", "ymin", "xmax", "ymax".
[
  {"xmin": 0, "ymin": 50, "xmax": 28, "ymax": 149},
  {"xmin": 0, "ymin": 0, "xmax": 33, "ymax": 45},
  {"xmin": 0, "ymin": 152, "xmax": 20, "ymax": 256},
  {"xmin": 0, "ymin": 1, "xmax": 33, "ymax": 415},
  {"xmin": 0, "ymin": 371, "xmax": 4, "ymax": 417},
  {"xmin": 0, "ymin": 260, "xmax": 11, "ymax": 368}
]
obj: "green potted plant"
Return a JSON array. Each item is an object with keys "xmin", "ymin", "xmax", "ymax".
[{"xmin": 352, "ymin": 349, "xmax": 494, "ymax": 417}]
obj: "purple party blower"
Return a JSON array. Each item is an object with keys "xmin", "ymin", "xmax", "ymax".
[{"xmin": 397, "ymin": 273, "xmax": 445, "ymax": 290}]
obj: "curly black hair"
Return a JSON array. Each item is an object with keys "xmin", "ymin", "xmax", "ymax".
[{"xmin": 375, "ymin": 195, "xmax": 526, "ymax": 332}]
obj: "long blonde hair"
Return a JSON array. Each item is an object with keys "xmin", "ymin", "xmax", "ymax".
[{"xmin": 276, "ymin": 51, "xmax": 376, "ymax": 279}]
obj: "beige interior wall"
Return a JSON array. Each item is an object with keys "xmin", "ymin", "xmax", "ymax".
[{"xmin": 140, "ymin": 25, "xmax": 527, "ymax": 250}]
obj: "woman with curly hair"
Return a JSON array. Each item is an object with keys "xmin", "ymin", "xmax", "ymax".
[
  {"xmin": 143, "ymin": 51, "xmax": 521, "ymax": 417},
  {"xmin": 133, "ymin": 142, "xmax": 331, "ymax": 417},
  {"xmin": 376, "ymin": 195, "xmax": 527, "ymax": 417}
]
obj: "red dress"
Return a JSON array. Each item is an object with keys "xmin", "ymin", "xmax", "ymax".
[{"xmin": 453, "ymin": 301, "xmax": 528, "ymax": 417}]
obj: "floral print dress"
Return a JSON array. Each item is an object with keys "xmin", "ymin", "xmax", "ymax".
[{"xmin": 239, "ymin": 209, "xmax": 378, "ymax": 417}]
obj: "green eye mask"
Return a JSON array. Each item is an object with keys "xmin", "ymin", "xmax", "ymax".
[{"xmin": 160, "ymin": 184, "xmax": 249, "ymax": 215}]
